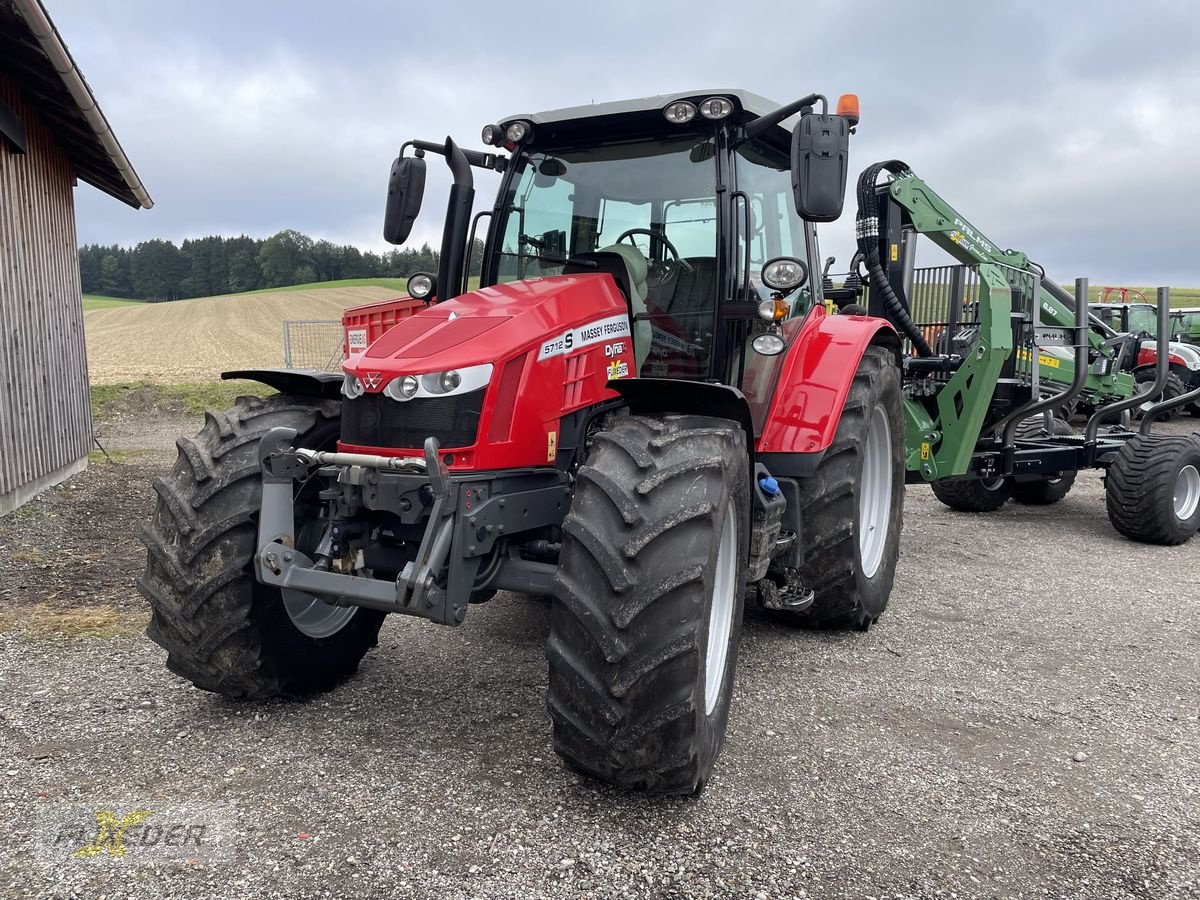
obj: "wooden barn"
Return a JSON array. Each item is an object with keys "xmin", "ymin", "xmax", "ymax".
[{"xmin": 0, "ymin": 0, "xmax": 150, "ymax": 514}]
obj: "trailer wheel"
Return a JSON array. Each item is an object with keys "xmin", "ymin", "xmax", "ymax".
[
  {"xmin": 1135, "ymin": 370, "xmax": 1186, "ymax": 420},
  {"xmin": 1105, "ymin": 434, "xmax": 1200, "ymax": 545},
  {"xmin": 547, "ymin": 414, "xmax": 748, "ymax": 795},
  {"xmin": 1010, "ymin": 416, "xmax": 1077, "ymax": 505},
  {"xmin": 931, "ymin": 476, "xmax": 1011, "ymax": 512},
  {"xmin": 139, "ymin": 394, "xmax": 385, "ymax": 698},
  {"xmin": 777, "ymin": 345, "xmax": 904, "ymax": 630}
]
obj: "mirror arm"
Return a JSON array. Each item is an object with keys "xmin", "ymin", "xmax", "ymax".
[
  {"xmin": 742, "ymin": 93, "xmax": 827, "ymax": 142},
  {"xmin": 402, "ymin": 139, "xmax": 507, "ymax": 172}
]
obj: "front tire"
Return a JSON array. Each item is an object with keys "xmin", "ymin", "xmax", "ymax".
[
  {"xmin": 780, "ymin": 345, "xmax": 905, "ymax": 630},
  {"xmin": 138, "ymin": 394, "xmax": 385, "ymax": 698},
  {"xmin": 547, "ymin": 414, "xmax": 749, "ymax": 795},
  {"xmin": 1106, "ymin": 433, "xmax": 1200, "ymax": 545}
]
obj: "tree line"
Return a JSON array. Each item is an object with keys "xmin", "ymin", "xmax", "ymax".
[{"xmin": 78, "ymin": 230, "xmax": 483, "ymax": 301}]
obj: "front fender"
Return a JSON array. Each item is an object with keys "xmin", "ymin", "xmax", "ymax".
[
  {"xmin": 607, "ymin": 377, "xmax": 755, "ymax": 457},
  {"xmin": 755, "ymin": 307, "xmax": 900, "ymax": 456},
  {"xmin": 222, "ymin": 368, "xmax": 344, "ymax": 399}
]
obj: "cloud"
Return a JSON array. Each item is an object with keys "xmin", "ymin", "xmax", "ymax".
[{"xmin": 56, "ymin": 0, "xmax": 1200, "ymax": 285}]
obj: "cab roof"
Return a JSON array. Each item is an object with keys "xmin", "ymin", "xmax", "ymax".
[{"xmin": 500, "ymin": 89, "xmax": 794, "ymax": 139}]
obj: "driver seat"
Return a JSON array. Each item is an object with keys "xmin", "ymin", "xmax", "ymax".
[{"xmin": 562, "ymin": 244, "xmax": 652, "ymax": 368}]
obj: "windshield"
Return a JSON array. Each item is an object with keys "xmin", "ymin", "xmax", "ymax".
[
  {"xmin": 1173, "ymin": 310, "xmax": 1200, "ymax": 342},
  {"xmin": 1127, "ymin": 305, "xmax": 1158, "ymax": 337},
  {"xmin": 490, "ymin": 136, "xmax": 719, "ymax": 377}
]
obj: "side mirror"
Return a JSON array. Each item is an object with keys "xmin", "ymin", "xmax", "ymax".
[
  {"xmin": 791, "ymin": 112, "xmax": 849, "ymax": 223},
  {"xmin": 383, "ymin": 156, "xmax": 427, "ymax": 245}
]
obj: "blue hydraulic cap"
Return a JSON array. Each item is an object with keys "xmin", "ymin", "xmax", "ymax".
[{"xmin": 758, "ymin": 475, "xmax": 780, "ymax": 496}]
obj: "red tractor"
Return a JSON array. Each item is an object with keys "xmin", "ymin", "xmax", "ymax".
[
  {"xmin": 1092, "ymin": 297, "xmax": 1200, "ymax": 419},
  {"xmin": 141, "ymin": 90, "xmax": 903, "ymax": 794}
]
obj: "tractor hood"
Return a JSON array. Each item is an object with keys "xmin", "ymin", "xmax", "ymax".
[{"xmin": 346, "ymin": 274, "xmax": 630, "ymax": 378}]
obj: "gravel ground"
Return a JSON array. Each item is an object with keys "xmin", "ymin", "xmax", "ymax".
[{"xmin": 1, "ymin": 415, "xmax": 1198, "ymax": 899}]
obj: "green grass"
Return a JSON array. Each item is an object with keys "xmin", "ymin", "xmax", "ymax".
[
  {"xmin": 82, "ymin": 295, "xmax": 144, "ymax": 310},
  {"xmin": 91, "ymin": 381, "xmax": 272, "ymax": 420}
]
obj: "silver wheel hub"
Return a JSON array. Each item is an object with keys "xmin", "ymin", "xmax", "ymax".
[
  {"xmin": 858, "ymin": 405, "xmax": 894, "ymax": 579},
  {"xmin": 704, "ymin": 505, "xmax": 738, "ymax": 716},
  {"xmin": 1176, "ymin": 464, "xmax": 1200, "ymax": 521},
  {"xmin": 283, "ymin": 589, "xmax": 358, "ymax": 639}
]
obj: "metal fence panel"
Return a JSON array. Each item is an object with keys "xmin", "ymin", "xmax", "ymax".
[{"xmin": 282, "ymin": 320, "xmax": 345, "ymax": 371}]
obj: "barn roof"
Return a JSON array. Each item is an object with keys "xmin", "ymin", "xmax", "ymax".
[{"xmin": 0, "ymin": 0, "xmax": 151, "ymax": 208}]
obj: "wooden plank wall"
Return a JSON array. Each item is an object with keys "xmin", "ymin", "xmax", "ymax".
[{"xmin": 0, "ymin": 71, "xmax": 91, "ymax": 500}]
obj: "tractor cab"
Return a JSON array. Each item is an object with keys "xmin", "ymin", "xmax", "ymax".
[
  {"xmin": 1171, "ymin": 308, "xmax": 1200, "ymax": 345},
  {"xmin": 1095, "ymin": 301, "xmax": 1159, "ymax": 339},
  {"xmin": 479, "ymin": 96, "xmax": 819, "ymax": 384}
]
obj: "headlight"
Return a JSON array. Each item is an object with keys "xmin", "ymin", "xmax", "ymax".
[
  {"xmin": 407, "ymin": 272, "xmax": 436, "ymax": 301},
  {"xmin": 761, "ymin": 257, "xmax": 809, "ymax": 292},
  {"xmin": 663, "ymin": 100, "xmax": 697, "ymax": 124},
  {"xmin": 752, "ymin": 333, "xmax": 787, "ymax": 356},
  {"xmin": 481, "ymin": 123, "xmax": 501, "ymax": 146},
  {"xmin": 341, "ymin": 374, "xmax": 364, "ymax": 398},
  {"xmin": 384, "ymin": 374, "xmax": 420, "ymax": 401},
  {"xmin": 382, "ymin": 363, "xmax": 494, "ymax": 402},
  {"xmin": 505, "ymin": 121, "xmax": 531, "ymax": 143},
  {"xmin": 699, "ymin": 97, "xmax": 733, "ymax": 120}
]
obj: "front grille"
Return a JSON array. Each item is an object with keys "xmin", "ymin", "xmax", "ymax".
[{"xmin": 341, "ymin": 389, "xmax": 484, "ymax": 449}]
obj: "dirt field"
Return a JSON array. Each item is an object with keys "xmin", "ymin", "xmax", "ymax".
[
  {"xmin": 2, "ymin": 407, "xmax": 1199, "ymax": 898},
  {"xmin": 83, "ymin": 286, "xmax": 399, "ymax": 383}
]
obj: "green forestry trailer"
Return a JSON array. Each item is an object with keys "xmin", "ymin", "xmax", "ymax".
[{"xmin": 826, "ymin": 161, "xmax": 1200, "ymax": 541}]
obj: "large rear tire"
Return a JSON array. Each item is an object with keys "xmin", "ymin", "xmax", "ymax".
[
  {"xmin": 139, "ymin": 394, "xmax": 386, "ymax": 698},
  {"xmin": 547, "ymin": 414, "xmax": 749, "ymax": 795},
  {"xmin": 1105, "ymin": 433, "xmax": 1200, "ymax": 545},
  {"xmin": 778, "ymin": 345, "xmax": 904, "ymax": 630}
]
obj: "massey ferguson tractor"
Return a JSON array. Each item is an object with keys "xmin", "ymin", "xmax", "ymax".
[
  {"xmin": 140, "ymin": 90, "xmax": 904, "ymax": 794},
  {"xmin": 140, "ymin": 89, "xmax": 1200, "ymax": 796}
]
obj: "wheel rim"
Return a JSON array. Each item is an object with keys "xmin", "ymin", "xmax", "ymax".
[
  {"xmin": 704, "ymin": 504, "xmax": 738, "ymax": 716},
  {"xmin": 981, "ymin": 477, "xmax": 1006, "ymax": 492},
  {"xmin": 282, "ymin": 486, "xmax": 359, "ymax": 640},
  {"xmin": 858, "ymin": 404, "xmax": 894, "ymax": 579},
  {"xmin": 283, "ymin": 590, "xmax": 358, "ymax": 639},
  {"xmin": 1175, "ymin": 464, "xmax": 1200, "ymax": 521}
]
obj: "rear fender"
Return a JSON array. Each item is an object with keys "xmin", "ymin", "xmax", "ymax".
[
  {"xmin": 756, "ymin": 308, "xmax": 900, "ymax": 458},
  {"xmin": 222, "ymin": 368, "xmax": 344, "ymax": 399}
]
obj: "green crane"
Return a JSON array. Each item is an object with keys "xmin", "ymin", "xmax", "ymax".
[{"xmin": 849, "ymin": 163, "xmax": 1136, "ymax": 481}]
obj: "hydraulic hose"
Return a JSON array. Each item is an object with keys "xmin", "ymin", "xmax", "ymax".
[{"xmin": 855, "ymin": 160, "xmax": 932, "ymax": 357}]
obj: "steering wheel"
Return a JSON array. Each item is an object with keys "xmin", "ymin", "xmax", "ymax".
[{"xmin": 614, "ymin": 228, "xmax": 694, "ymax": 288}]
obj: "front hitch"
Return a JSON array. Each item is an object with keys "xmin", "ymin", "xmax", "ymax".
[{"xmin": 254, "ymin": 430, "xmax": 467, "ymax": 626}]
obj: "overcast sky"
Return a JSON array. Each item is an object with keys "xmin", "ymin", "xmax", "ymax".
[{"xmin": 53, "ymin": 0, "xmax": 1200, "ymax": 285}]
